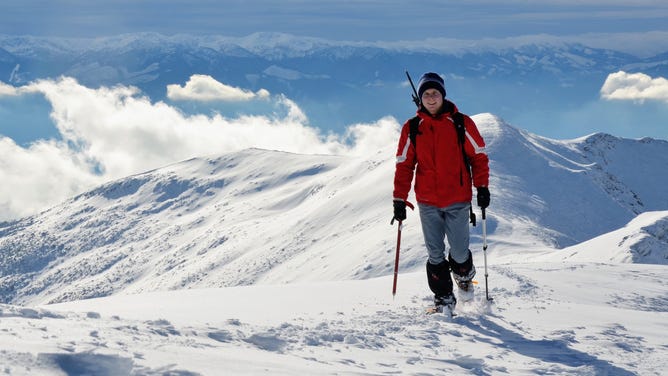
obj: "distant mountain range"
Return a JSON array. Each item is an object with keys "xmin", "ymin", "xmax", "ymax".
[
  {"xmin": 2, "ymin": 32, "xmax": 667, "ymax": 132},
  {"xmin": 1, "ymin": 114, "xmax": 666, "ymax": 306}
]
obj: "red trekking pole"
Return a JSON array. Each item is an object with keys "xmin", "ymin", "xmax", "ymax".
[
  {"xmin": 391, "ymin": 201, "xmax": 414, "ymax": 297},
  {"xmin": 392, "ymin": 220, "xmax": 404, "ymax": 296}
]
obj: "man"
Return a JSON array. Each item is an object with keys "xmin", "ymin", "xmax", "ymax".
[{"xmin": 393, "ymin": 72, "xmax": 490, "ymax": 313}]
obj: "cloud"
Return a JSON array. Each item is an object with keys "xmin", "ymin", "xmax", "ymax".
[
  {"xmin": 0, "ymin": 137, "xmax": 105, "ymax": 220},
  {"xmin": 166, "ymin": 74, "xmax": 270, "ymax": 101},
  {"xmin": 0, "ymin": 82, "xmax": 20, "ymax": 96},
  {"xmin": 0, "ymin": 76, "xmax": 399, "ymax": 221},
  {"xmin": 600, "ymin": 71, "xmax": 668, "ymax": 103}
]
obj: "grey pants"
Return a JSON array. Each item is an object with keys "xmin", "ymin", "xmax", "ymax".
[{"xmin": 418, "ymin": 201, "xmax": 471, "ymax": 265}]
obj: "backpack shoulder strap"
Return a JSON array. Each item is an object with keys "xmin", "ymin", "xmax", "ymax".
[
  {"xmin": 408, "ymin": 116, "xmax": 421, "ymax": 148},
  {"xmin": 452, "ymin": 111, "xmax": 477, "ymax": 226},
  {"xmin": 452, "ymin": 112, "xmax": 468, "ymax": 168},
  {"xmin": 452, "ymin": 112, "xmax": 466, "ymax": 146}
]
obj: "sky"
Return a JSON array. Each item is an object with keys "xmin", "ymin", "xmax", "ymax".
[{"xmin": 2, "ymin": 0, "xmax": 668, "ymax": 41}]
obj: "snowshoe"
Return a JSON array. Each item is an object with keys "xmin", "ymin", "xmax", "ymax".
[
  {"xmin": 427, "ymin": 293, "xmax": 457, "ymax": 318},
  {"xmin": 455, "ymin": 279, "xmax": 475, "ymax": 302},
  {"xmin": 453, "ymin": 265, "xmax": 476, "ymax": 302}
]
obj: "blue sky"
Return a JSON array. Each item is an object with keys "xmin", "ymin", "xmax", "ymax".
[{"xmin": 2, "ymin": 0, "xmax": 668, "ymax": 41}]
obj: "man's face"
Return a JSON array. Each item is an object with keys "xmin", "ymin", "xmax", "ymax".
[{"xmin": 421, "ymin": 88, "xmax": 443, "ymax": 115}]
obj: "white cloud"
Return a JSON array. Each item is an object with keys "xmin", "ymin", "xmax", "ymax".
[
  {"xmin": 0, "ymin": 76, "xmax": 399, "ymax": 221},
  {"xmin": 600, "ymin": 71, "xmax": 668, "ymax": 103},
  {"xmin": 343, "ymin": 117, "xmax": 402, "ymax": 156},
  {"xmin": 0, "ymin": 137, "xmax": 105, "ymax": 220},
  {"xmin": 0, "ymin": 82, "xmax": 20, "ymax": 96},
  {"xmin": 166, "ymin": 74, "xmax": 270, "ymax": 101}
]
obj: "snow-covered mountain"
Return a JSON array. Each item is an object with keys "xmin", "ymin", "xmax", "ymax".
[
  {"xmin": 539, "ymin": 210, "xmax": 668, "ymax": 264},
  {"xmin": 1, "ymin": 114, "xmax": 667, "ymax": 308},
  {"xmin": 2, "ymin": 32, "xmax": 667, "ymax": 132}
]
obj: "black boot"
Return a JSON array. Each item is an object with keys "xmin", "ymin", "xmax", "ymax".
[
  {"xmin": 426, "ymin": 260, "xmax": 455, "ymax": 309},
  {"xmin": 449, "ymin": 251, "xmax": 476, "ymax": 296}
]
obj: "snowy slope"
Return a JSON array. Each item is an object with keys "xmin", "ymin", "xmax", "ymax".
[
  {"xmin": 538, "ymin": 210, "xmax": 668, "ymax": 264},
  {"xmin": 0, "ymin": 148, "xmax": 404, "ymax": 305},
  {"xmin": 2, "ymin": 115, "xmax": 668, "ymax": 308},
  {"xmin": 471, "ymin": 114, "xmax": 668, "ymax": 251},
  {"xmin": 0, "ymin": 262, "xmax": 663, "ymax": 374}
]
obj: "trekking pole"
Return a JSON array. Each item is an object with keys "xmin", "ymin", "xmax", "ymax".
[
  {"xmin": 392, "ymin": 219, "xmax": 403, "ymax": 297},
  {"xmin": 391, "ymin": 201, "xmax": 414, "ymax": 297},
  {"xmin": 482, "ymin": 208, "xmax": 493, "ymax": 301}
]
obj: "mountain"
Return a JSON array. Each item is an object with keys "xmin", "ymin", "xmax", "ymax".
[
  {"xmin": 2, "ymin": 32, "xmax": 667, "ymax": 133},
  {"xmin": 2, "ymin": 114, "xmax": 667, "ymax": 307},
  {"xmin": 485, "ymin": 119, "xmax": 668, "ymax": 250},
  {"xmin": 539, "ymin": 210, "xmax": 668, "ymax": 264}
]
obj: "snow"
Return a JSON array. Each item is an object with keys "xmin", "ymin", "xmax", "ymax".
[
  {"xmin": 1, "ymin": 116, "xmax": 667, "ymax": 374},
  {"xmin": 0, "ymin": 263, "xmax": 664, "ymax": 374},
  {"xmin": 538, "ymin": 211, "xmax": 668, "ymax": 264}
]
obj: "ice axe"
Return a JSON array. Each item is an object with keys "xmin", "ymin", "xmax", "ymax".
[{"xmin": 391, "ymin": 201, "xmax": 414, "ymax": 297}]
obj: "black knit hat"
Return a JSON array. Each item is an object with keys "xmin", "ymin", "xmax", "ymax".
[{"xmin": 417, "ymin": 72, "xmax": 446, "ymax": 99}]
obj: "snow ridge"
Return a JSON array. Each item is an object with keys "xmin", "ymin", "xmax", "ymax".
[{"xmin": 542, "ymin": 211, "xmax": 668, "ymax": 264}]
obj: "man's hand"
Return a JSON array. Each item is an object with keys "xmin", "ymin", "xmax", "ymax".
[
  {"xmin": 393, "ymin": 200, "xmax": 407, "ymax": 223},
  {"xmin": 476, "ymin": 187, "xmax": 490, "ymax": 209}
]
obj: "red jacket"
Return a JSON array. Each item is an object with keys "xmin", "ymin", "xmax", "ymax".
[{"xmin": 393, "ymin": 102, "xmax": 489, "ymax": 208}]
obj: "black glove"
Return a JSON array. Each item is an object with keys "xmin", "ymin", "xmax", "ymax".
[
  {"xmin": 392, "ymin": 200, "xmax": 407, "ymax": 223},
  {"xmin": 476, "ymin": 187, "xmax": 490, "ymax": 209}
]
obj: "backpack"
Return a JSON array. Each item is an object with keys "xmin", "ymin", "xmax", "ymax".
[{"xmin": 408, "ymin": 112, "xmax": 477, "ymax": 225}]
